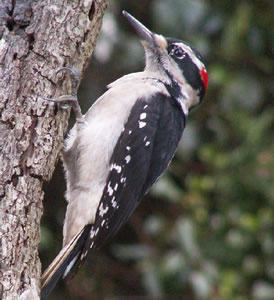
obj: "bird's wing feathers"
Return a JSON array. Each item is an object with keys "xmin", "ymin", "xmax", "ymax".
[{"xmin": 83, "ymin": 93, "xmax": 185, "ymax": 251}]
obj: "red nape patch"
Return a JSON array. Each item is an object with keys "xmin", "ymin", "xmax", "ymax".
[{"xmin": 200, "ymin": 68, "xmax": 208, "ymax": 91}]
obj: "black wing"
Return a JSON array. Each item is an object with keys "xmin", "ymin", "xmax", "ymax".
[{"xmin": 85, "ymin": 92, "xmax": 186, "ymax": 250}]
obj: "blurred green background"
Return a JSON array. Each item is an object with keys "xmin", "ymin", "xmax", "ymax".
[{"xmin": 40, "ymin": 0, "xmax": 274, "ymax": 299}]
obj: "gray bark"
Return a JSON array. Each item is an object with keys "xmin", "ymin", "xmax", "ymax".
[{"xmin": 0, "ymin": 0, "xmax": 108, "ymax": 299}]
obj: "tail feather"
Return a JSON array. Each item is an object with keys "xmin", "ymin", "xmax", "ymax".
[{"xmin": 40, "ymin": 225, "xmax": 91, "ymax": 300}]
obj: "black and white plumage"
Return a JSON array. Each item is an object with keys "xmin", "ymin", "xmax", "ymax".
[{"xmin": 41, "ymin": 11, "xmax": 208, "ymax": 299}]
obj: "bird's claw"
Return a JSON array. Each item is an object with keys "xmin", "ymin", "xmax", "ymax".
[
  {"xmin": 42, "ymin": 95, "xmax": 78, "ymax": 104},
  {"xmin": 42, "ymin": 67, "xmax": 84, "ymax": 122},
  {"xmin": 56, "ymin": 67, "xmax": 80, "ymax": 94}
]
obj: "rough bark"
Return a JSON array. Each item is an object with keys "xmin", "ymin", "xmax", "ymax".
[{"xmin": 0, "ymin": 0, "xmax": 108, "ymax": 299}]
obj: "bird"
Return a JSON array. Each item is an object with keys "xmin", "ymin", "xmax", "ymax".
[{"xmin": 40, "ymin": 10, "xmax": 208, "ymax": 299}]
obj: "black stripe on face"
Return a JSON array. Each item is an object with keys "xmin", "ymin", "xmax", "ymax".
[{"xmin": 166, "ymin": 38, "xmax": 206, "ymax": 100}]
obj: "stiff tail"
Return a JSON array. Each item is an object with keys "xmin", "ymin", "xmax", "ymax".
[{"xmin": 40, "ymin": 225, "xmax": 91, "ymax": 300}]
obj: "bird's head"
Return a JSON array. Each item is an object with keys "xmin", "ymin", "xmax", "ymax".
[{"xmin": 123, "ymin": 11, "xmax": 208, "ymax": 112}]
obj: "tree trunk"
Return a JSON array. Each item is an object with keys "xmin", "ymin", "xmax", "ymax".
[{"xmin": 0, "ymin": 0, "xmax": 108, "ymax": 299}]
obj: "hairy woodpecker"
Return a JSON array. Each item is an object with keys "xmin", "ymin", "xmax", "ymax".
[{"xmin": 41, "ymin": 11, "xmax": 208, "ymax": 299}]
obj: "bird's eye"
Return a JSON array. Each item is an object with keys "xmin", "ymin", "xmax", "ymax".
[
  {"xmin": 174, "ymin": 47, "xmax": 184, "ymax": 57},
  {"xmin": 170, "ymin": 45, "xmax": 185, "ymax": 59}
]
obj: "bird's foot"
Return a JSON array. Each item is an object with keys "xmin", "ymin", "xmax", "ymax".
[{"xmin": 42, "ymin": 67, "xmax": 85, "ymax": 124}]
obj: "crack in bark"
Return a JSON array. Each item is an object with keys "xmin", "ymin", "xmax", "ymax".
[
  {"xmin": 27, "ymin": 32, "xmax": 35, "ymax": 50},
  {"xmin": 89, "ymin": 1, "xmax": 96, "ymax": 21}
]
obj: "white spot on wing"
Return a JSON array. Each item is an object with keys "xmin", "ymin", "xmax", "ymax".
[
  {"xmin": 99, "ymin": 203, "xmax": 109, "ymax": 217},
  {"xmin": 140, "ymin": 113, "xmax": 147, "ymax": 120},
  {"xmin": 114, "ymin": 183, "xmax": 118, "ymax": 190},
  {"xmin": 89, "ymin": 228, "xmax": 99, "ymax": 239},
  {"xmin": 111, "ymin": 163, "xmax": 122, "ymax": 173},
  {"xmin": 144, "ymin": 105, "xmax": 148, "ymax": 109},
  {"xmin": 111, "ymin": 196, "xmax": 118, "ymax": 208},
  {"xmin": 126, "ymin": 146, "xmax": 131, "ymax": 151},
  {"xmin": 139, "ymin": 121, "xmax": 146, "ymax": 128},
  {"xmin": 120, "ymin": 177, "xmax": 126, "ymax": 183},
  {"xmin": 145, "ymin": 141, "xmax": 150, "ymax": 147},
  {"xmin": 125, "ymin": 155, "xmax": 131, "ymax": 164},
  {"xmin": 107, "ymin": 182, "xmax": 113, "ymax": 196}
]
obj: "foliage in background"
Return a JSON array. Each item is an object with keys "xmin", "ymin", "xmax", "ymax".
[{"xmin": 41, "ymin": 0, "xmax": 273, "ymax": 299}]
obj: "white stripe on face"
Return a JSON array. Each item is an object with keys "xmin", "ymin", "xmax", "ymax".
[{"xmin": 175, "ymin": 43, "xmax": 205, "ymax": 71}]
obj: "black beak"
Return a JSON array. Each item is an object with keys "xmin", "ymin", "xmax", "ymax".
[
  {"xmin": 122, "ymin": 11, "xmax": 156, "ymax": 47},
  {"xmin": 123, "ymin": 10, "xmax": 168, "ymax": 52}
]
